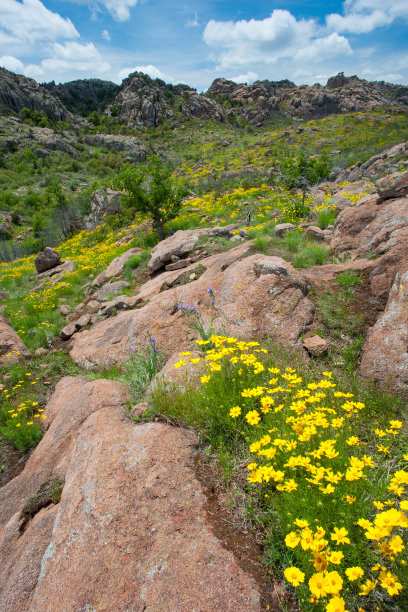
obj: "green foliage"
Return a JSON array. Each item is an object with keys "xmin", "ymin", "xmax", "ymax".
[
  {"xmin": 253, "ymin": 234, "xmax": 269, "ymax": 253},
  {"xmin": 317, "ymin": 208, "xmax": 338, "ymax": 229},
  {"xmin": 293, "ymin": 244, "xmax": 330, "ymax": 268},
  {"xmin": 87, "ymin": 110, "xmax": 101, "ymax": 126},
  {"xmin": 281, "ymin": 151, "xmax": 332, "ymax": 191},
  {"xmin": 313, "ymin": 280, "xmax": 365, "ymax": 339},
  {"xmin": 336, "ymin": 270, "xmax": 363, "ymax": 292},
  {"xmin": 285, "ymin": 230, "xmax": 303, "ymax": 253},
  {"xmin": 111, "ymin": 156, "xmax": 189, "ymax": 240},
  {"xmin": 19, "ymin": 107, "xmax": 51, "ymax": 128},
  {"xmin": 122, "ymin": 251, "xmax": 150, "ymax": 282}
]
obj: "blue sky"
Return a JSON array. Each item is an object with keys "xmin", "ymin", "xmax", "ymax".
[{"xmin": 0, "ymin": 0, "xmax": 407, "ymax": 90}]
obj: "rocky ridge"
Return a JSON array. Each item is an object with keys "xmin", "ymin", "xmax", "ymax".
[
  {"xmin": 207, "ymin": 73, "xmax": 408, "ymax": 125},
  {"xmin": 2, "ymin": 68, "xmax": 408, "ymax": 128},
  {"xmin": 114, "ymin": 71, "xmax": 226, "ymax": 127},
  {"xmin": 0, "ymin": 68, "xmax": 70, "ymax": 121}
]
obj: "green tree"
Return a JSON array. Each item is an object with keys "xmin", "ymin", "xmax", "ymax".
[
  {"xmin": 281, "ymin": 150, "xmax": 332, "ymax": 215},
  {"xmin": 111, "ymin": 156, "xmax": 189, "ymax": 240}
]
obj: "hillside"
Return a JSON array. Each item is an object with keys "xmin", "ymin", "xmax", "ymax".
[{"xmin": 0, "ymin": 67, "xmax": 408, "ymax": 611}]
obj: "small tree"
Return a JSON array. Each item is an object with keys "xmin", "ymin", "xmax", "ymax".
[
  {"xmin": 112, "ymin": 156, "xmax": 189, "ymax": 240},
  {"xmin": 281, "ymin": 150, "xmax": 332, "ymax": 217}
]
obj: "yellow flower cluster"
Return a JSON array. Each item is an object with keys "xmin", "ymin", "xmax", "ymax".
[{"xmin": 174, "ymin": 334, "xmax": 408, "ymax": 610}]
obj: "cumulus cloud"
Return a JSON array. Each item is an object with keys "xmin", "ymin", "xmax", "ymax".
[
  {"xmin": 203, "ymin": 10, "xmax": 350, "ymax": 70},
  {"xmin": 41, "ymin": 42, "xmax": 110, "ymax": 76},
  {"xmin": 230, "ymin": 71, "xmax": 259, "ymax": 84},
  {"xmin": 327, "ymin": 0, "xmax": 408, "ymax": 34},
  {"xmin": 294, "ymin": 33, "xmax": 352, "ymax": 62},
  {"xmin": 0, "ymin": 55, "xmax": 24, "ymax": 73},
  {"xmin": 102, "ymin": 29, "xmax": 111, "ymax": 41},
  {"xmin": 0, "ymin": 0, "xmax": 78, "ymax": 48},
  {"xmin": 117, "ymin": 64, "xmax": 175, "ymax": 83}
]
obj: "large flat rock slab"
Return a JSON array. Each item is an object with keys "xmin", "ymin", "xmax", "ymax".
[
  {"xmin": 70, "ymin": 247, "xmax": 315, "ymax": 370},
  {"xmin": 0, "ymin": 377, "xmax": 262, "ymax": 611}
]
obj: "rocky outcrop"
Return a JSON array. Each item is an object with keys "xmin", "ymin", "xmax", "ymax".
[
  {"xmin": 0, "ymin": 377, "xmax": 262, "ymax": 611},
  {"xmin": 329, "ymin": 180, "xmax": 408, "ymax": 393},
  {"xmin": 85, "ymin": 134, "xmax": 147, "ymax": 161},
  {"xmin": 92, "ymin": 247, "xmax": 142, "ymax": 287},
  {"xmin": 377, "ymin": 169, "xmax": 408, "ymax": 199},
  {"xmin": 148, "ymin": 228, "xmax": 209, "ymax": 273},
  {"xmin": 34, "ymin": 248, "xmax": 61, "ymax": 274},
  {"xmin": 84, "ymin": 188, "xmax": 123, "ymax": 228},
  {"xmin": 0, "ymin": 68, "xmax": 69, "ymax": 121},
  {"xmin": 330, "ymin": 180, "xmax": 375, "ymax": 210},
  {"xmin": 42, "ymin": 79, "xmax": 119, "ymax": 115},
  {"xmin": 70, "ymin": 242, "xmax": 315, "ymax": 370},
  {"xmin": 331, "ymin": 195, "xmax": 408, "ymax": 304},
  {"xmin": 95, "ymin": 280, "xmax": 130, "ymax": 302},
  {"xmin": 334, "ymin": 142, "xmax": 408, "ymax": 184},
  {"xmin": 207, "ymin": 73, "xmax": 408, "ymax": 125},
  {"xmin": 0, "ymin": 314, "xmax": 30, "ymax": 364},
  {"xmin": 360, "ymin": 268, "xmax": 408, "ymax": 395},
  {"xmin": 147, "ymin": 225, "xmax": 240, "ymax": 273},
  {"xmin": 115, "ymin": 72, "xmax": 226, "ymax": 127}
]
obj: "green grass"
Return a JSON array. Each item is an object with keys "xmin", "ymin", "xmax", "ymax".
[
  {"xmin": 336, "ymin": 270, "xmax": 363, "ymax": 292},
  {"xmin": 122, "ymin": 251, "xmax": 150, "ymax": 282},
  {"xmin": 285, "ymin": 230, "xmax": 303, "ymax": 253},
  {"xmin": 317, "ymin": 208, "xmax": 338, "ymax": 229},
  {"xmin": 293, "ymin": 244, "xmax": 330, "ymax": 268},
  {"xmin": 0, "ymin": 351, "xmax": 81, "ymax": 449},
  {"xmin": 253, "ymin": 235, "xmax": 269, "ymax": 253},
  {"xmin": 125, "ymin": 332, "xmax": 166, "ymax": 402}
]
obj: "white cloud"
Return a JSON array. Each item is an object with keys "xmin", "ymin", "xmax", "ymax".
[
  {"xmin": 230, "ymin": 71, "xmax": 259, "ymax": 84},
  {"xmin": 0, "ymin": 55, "xmax": 24, "ymax": 73},
  {"xmin": 203, "ymin": 10, "xmax": 350, "ymax": 70},
  {"xmin": 102, "ymin": 29, "xmax": 111, "ymax": 41},
  {"xmin": 41, "ymin": 42, "xmax": 110, "ymax": 77},
  {"xmin": 327, "ymin": 0, "xmax": 408, "ymax": 34},
  {"xmin": 104, "ymin": 0, "xmax": 139, "ymax": 21},
  {"xmin": 294, "ymin": 33, "xmax": 352, "ymax": 63},
  {"xmin": 24, "ymin": 63, "xmax": 45, "ymax": 79},
  {"xmin": 0, "ymin": 0, "xmax": 78, "ymax": 49},
  {"xmin": 117, "ymin": 64, "xmax": 176, "ymax": 83}
]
